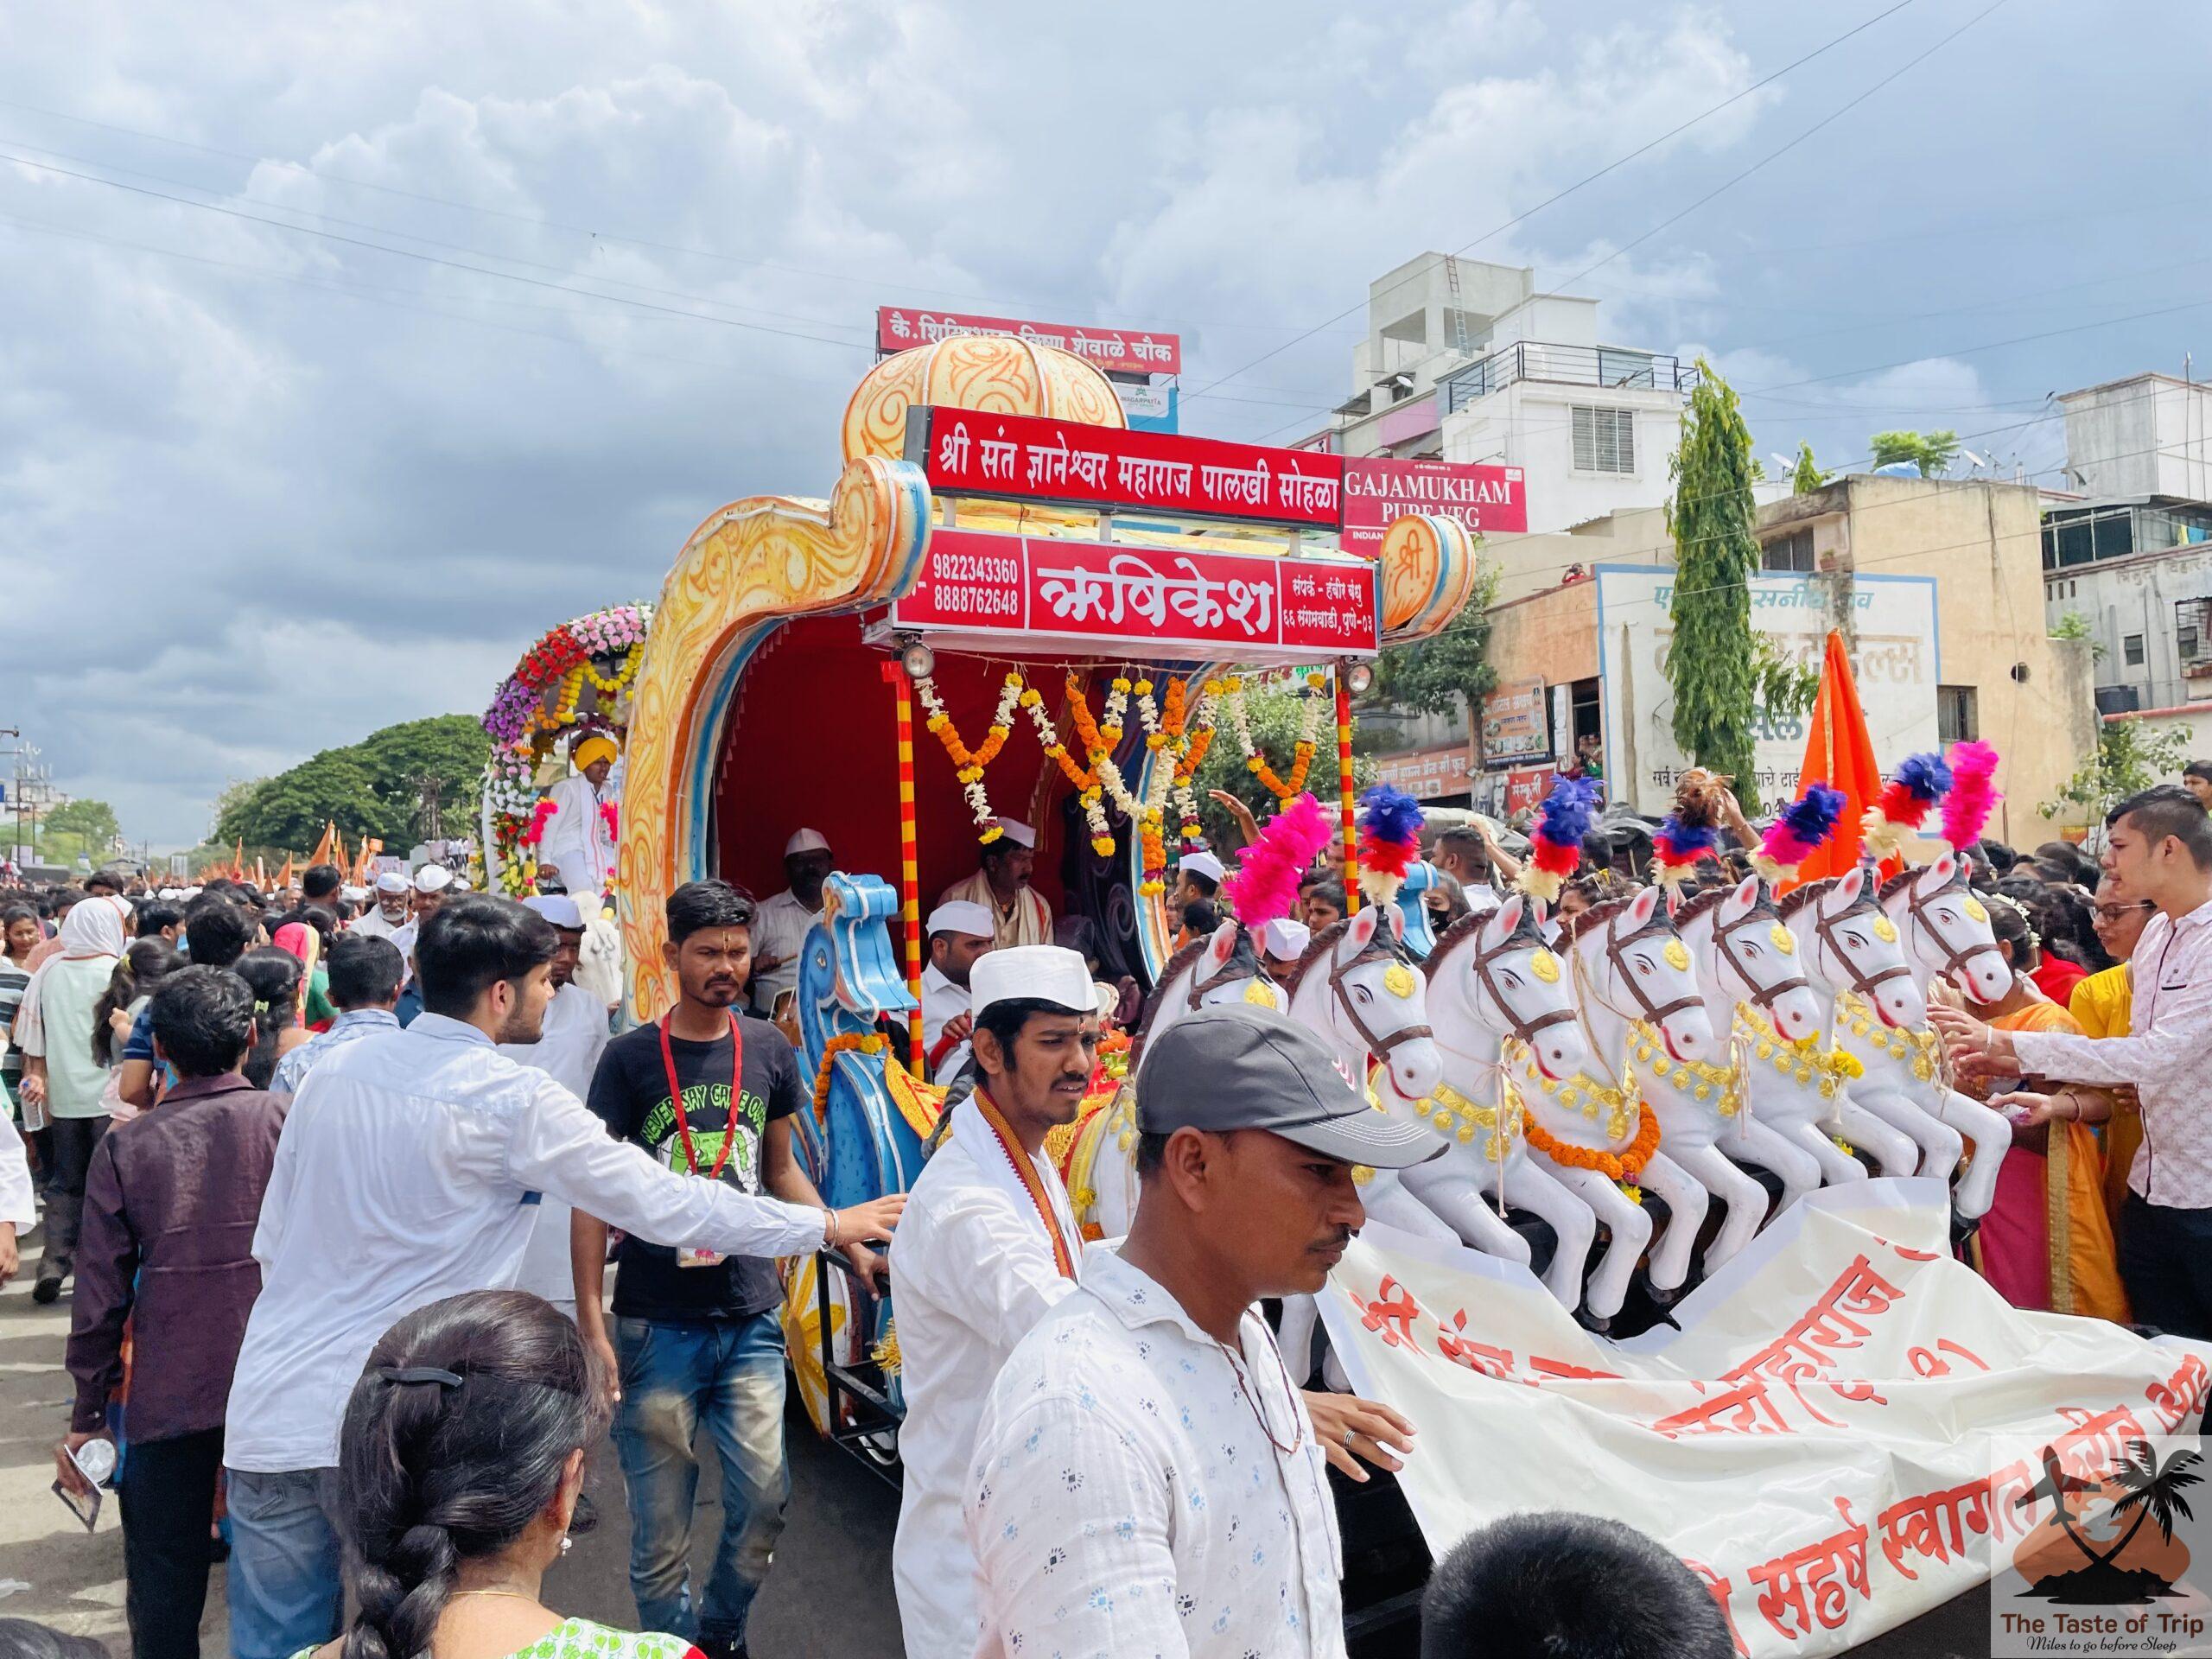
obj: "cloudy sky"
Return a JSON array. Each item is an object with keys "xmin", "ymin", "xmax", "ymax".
[{"xmin": 3, "ymin": 0, "xmax": 2205, "ymax": 848}]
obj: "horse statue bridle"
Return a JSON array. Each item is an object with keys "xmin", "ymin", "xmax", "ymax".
[
  {"xmin": 1186, "ymin": 927, "xmax": 1267, "ymax": 1010},
  {"xmin": 1899, "ymin": 868, "xmax": 1998, "ymax": 984},
  {"xmin": 1595, "ymin": 908, "xmax": 1703, "ymax": 1027},
  {"xmin": 1809, "ymin": 893, "xmax": 1915, "ymax": 999},
  {"xmin": 1321, "ymin": 926, "xmax": 1435, "ymax": 1063},
  {"xmin": 1466, "ymin": 911, "xmax": 1577, "ymax": 1051},
  {"xmin": 1710, "ymin": 893, "xmax": 1811, "ymax": 1010}
]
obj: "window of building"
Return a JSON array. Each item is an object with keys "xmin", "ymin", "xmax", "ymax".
[
  {"xmin": 1761, "ymin": 529, "xmax": 1816, "ymax": 573},
  {"xmin": 1937, "ymin": 684, "xmax": 1980, "ymax": 746},
  {"xmin": 2178, "ymin": 598, "xmax": 2211, "ymax": 668},
  {"xmin": 1571, "ymin": 405, "xmax": 1636, "ymax": 474},
  {"xmin": 2124, "ymin": 633, "xmax": 2145, "ymax": 667}
]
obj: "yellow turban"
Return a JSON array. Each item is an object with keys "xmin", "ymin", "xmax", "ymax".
[{"xmin": 573, "ymin": 734, "xmax": 620, "ymax": 771}]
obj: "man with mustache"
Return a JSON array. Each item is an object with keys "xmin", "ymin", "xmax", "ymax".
[
  {"xmin": 573, "ymin": 880, "xmax": 899, "ymax": 1659},
  {"xmin": 963, "ymin": 1001, "xmax": 1438, "ymax": 1659}
]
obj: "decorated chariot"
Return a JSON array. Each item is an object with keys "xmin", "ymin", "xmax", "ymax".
[{"xmin": 478, "ymin": 603, "xmax": 654, "ymax": 899}]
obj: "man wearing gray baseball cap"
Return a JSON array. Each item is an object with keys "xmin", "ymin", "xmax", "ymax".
[{"xmin": 963, "ymin": 1001, "xmax": 1438, "ymax": 1659}]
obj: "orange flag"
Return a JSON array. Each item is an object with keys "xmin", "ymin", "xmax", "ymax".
[
  {"xmin": 351, "ymin": 836, "xmax": 383, "ymax": 883},
  {"xmin": 230, "ymin": 839, "xmax": 245, "ymax": 880},
  {"xmin": 276, "ymin": 853, "xmax": 296, "ymax": 891},
  {"xmin": 308, "ymin": 822, "xmax": 337, "ymax": 868},
  {"xmin": 1778, "ymin": 630, "xmax": 1886, "ymax": 893}
]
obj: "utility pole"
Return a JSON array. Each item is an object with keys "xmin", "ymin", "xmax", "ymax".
[
  {"xmin": 0, "ymin": 728, "xmax": 18, "ymax": 873},
  {"xmin": 412, "ymin": 772, "xmax": 446, "ymax": 842}
]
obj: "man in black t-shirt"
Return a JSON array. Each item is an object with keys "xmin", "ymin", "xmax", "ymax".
[{"xmin": 575, "ymin": 879, "xmax": 890, "ymax": 1659}]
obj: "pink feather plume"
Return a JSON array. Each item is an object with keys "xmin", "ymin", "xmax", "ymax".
[
  {"xmin": 1940, "ymin": 741, "xmax": 2001, "ymax": 852},
  {"xmin": 1223, "ymin": 792, "xmax": 1335, "ymax": 933}
]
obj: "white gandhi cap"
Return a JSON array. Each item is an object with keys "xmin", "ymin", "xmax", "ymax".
[
  {"xmin": 524, "ymin": 893, "xmax": 586, "ymax": 930},
  {"xmin": 785, "ymin": 828, "xmax": 831, "ymax": 856},
  {"xmin": 1179, "ymin": 850, "xmax": 1225, "ymax": 885},
  {"xmin": 1262, "ymin": 917, "xmax": 1312, "ymax": 959},
  {"xmin": 925, "ymin": 899, "xmax": 995, "ymax": 939},
  {"xmin": 375, "ymin": 870, "xmax": 411, "ymax": 895},
  {"xmin": 414, "ymin": 864, "xmax": 454, "ymax": 894},
  {"xmin": 970, "ymin": 945, "xmax": 1093, "ymax": 1018},
  {"xmin": 991, "ymin": 817, "xmax": 1036, "ymax": 849}
]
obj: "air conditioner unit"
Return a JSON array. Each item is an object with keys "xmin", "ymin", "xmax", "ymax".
[{"xmin": 2093, "ymin": 685, "xmax": 2142, "ymax": 715}]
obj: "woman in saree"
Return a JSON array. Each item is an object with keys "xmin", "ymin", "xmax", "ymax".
[{"xmin": 1961, "ymin": 894, "xmax": 2129, "ymax": 1323}]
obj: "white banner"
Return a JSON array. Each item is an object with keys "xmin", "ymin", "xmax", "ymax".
[{"xmin": 1319, "ymin": 1179, "xmax": 2212, "ymax": 1656}]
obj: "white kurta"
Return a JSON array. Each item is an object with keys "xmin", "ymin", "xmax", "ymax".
[
  {"xmin": 937, "ymin": 870, "xmax": 1052, "ymax": 950},
  {"xmin": 749, "ymin": 888, "xmax": 821, "ymax": 1012},
  {"xmin": 347, "ymin": 906, "xmax": 405, "ymax": 941},
  {"xmin": 889, "ymin": 1100, "xmax": 1084, "ymax": 1659},
  {"xmin": 498, "ymin": 981, "xmax": 613, "ymax": 1312},
  {"xmin": 918, "ymin": 963, "xmax": 973, "ymax": 1084},
  {"xmin": 538, "ymin": 774, "xmax": 616, "ymax": 899}
]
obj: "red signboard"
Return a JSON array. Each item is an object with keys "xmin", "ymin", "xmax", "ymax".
[
  {"xmin": 1502, "ymin": 766, "xmax": 1554, "ymax": 817},
  {"xmin": 890, "ymin": 527, "xmax": 1378, "ymax": 661},
  {"xmin": 1341, "ymin": 456, "xmax": 1527, "ymax": 552},
  {"xmin": 909, "ymin": 407, "xmax": 1343, "ymax": 531},
  {"xmin": 876, "ymin": 307, "xmax": 1182, "ymax": 376}
]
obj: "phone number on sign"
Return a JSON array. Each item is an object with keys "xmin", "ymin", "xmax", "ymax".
[{"xmin": 933, "ymin": 552, "xmax": 1022, "ymax": 585}]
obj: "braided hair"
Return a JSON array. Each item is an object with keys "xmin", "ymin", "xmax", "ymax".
[{"xmin": 338, "ymin": 1291, "xmax": 608, "ymax": 1659}]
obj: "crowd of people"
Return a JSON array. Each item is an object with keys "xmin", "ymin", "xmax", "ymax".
[{"xmin": 0, "ymin": 756, "xmax": 2207, "ymax": 1659}]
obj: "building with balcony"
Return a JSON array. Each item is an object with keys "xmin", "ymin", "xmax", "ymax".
[
  {"xmin": 2040, "ymin": 371, "xmax": 2212, "ymax": 738},
  {"xmin": 1300, "ymin": 253, "xmax": 1694, "ymax": 534}
]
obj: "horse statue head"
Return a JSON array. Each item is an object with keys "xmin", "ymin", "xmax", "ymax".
[
  {"xmin": 1427, "ymin": 894, "xmax": 1591, "ymax": 1083},
  {"xmin": 1130, "ymin": 918, "xmax": 1276, "ymax": 1076},
  {"xmin": 1673, "ymin": 873, "xmax": 1826, "ymax": 1044},
  {"xmin": 1879, "ymin": 851, "xmax": 2012, "ymax": 1005},
  {"xmin": 1560, "ymin": 883, "xmax": 1717, "ymax": 1064},
  {"xmin": 1287, "ymin": 902, "xmax": 1443, "ymax": 1102},
  {"xmin": 792, "ymin": 871, "xmax": 925, "ymax": 1201},
  {"xmin": 1778, "ymin": 867, "xmax": 1929, "ymax": 1031}
]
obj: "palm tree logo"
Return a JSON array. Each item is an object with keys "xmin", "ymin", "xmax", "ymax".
[{"xmin": 2013, "ymin": 1439, "xmax": 2202, "ymax": 1604}]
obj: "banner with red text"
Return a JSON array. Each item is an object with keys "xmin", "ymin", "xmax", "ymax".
[
  {"xmin": 889, "ymin": 527, "xmax": 1379, "ymax": 662},
  {"xmin": 1318, "ymin": 1180, "xmax": 2212, "ymax": 1657},
  {"xmin": 876, "ymin": 307, "xmax": 1182, "ymax": 375}
]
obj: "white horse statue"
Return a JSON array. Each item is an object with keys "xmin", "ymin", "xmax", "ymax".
[
  {"xmin": 1651, "ymin": 875, "xmax": 1827, "ymax": 1270},
  {"xmin": 1766, "ymin": 869, "xmax": 1929, "ymax": 1185},
  {"xmin": 1510, "ymin": 886, "xmax": 1716, "ymax": 1325},
  {"xmin": 1071, "ymin": 919, "xmax": 1278, "ymax": 1241},
  {"xmin": 1853, "ymin": 853, "xmax": 2013, "ymax": 1222},
  {"xmin": 1372, "ymin": 896, "xmax": 1604, "ymax": 1311}
]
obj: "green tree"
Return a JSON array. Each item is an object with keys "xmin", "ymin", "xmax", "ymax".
[
  {"xmin": 1366, "ymin": 567, "xmax": 1499, "ymax": 720},
  {"xmin": 1666, "ymin": 361, "xmax": 1765, "ymax": 810},
  {"xmin": 1190, "ymin": 675, "xmax": 1363, "ymax": 850},
  {"xmin": 2041, "ymin": 718, "xmax": 2194, "ymax": 823},
  {"xmin": 1868, "ymin": 429, "xmax": 1961, "ymax": 477},
  {"xmin": 45, "ymin": 798, "xmax": 121, "ymax": 849},
  {"xmin": 226, "ymin": 751, "xmax": 385, "ymax": 851},
  {"xmin": 1790, "ymin": 442, "xmax": 1831, "ymax": 494},
  {"xmin": 353, "ymin": 715, "xmax": 492, "ymax": 839}
]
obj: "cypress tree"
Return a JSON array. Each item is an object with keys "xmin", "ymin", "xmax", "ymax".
[{"xmin": 1665, "ymin": 362, "xmax": 1764, "ymax": 811}]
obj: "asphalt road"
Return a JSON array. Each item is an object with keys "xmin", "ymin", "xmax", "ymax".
[{"xmin": 0, "ymin": 1211, "xmax": 1986, "ymax": 1657}]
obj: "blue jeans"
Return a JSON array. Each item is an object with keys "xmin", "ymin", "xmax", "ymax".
[
  {"xmin": 224, "ymin": 1466, "xmax": 343, "ymax": 1659},
  {"xmin": 612, "ymin": 1310, "xmax": 791, "ymax": 1645}
]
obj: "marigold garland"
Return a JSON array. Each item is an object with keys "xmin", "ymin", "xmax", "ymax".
[
  {"xmin": 811, "ymin": 1032, "xmax": 887, "ymax": 1126},
  {"xmin": 1522, "ymin": 1100, "xmax": 1662, "ymax": 1185},
  {"xmin": 918, "ymin": 671, "xmax": 1024, "ymax": 842},
  {"xmin": 1024, "ymin": 679, "xmax": 1110, "ymax": 855},
  {"xmin": 1222, "ymin": 673, "xmax": 1326, "ymax": 802}
]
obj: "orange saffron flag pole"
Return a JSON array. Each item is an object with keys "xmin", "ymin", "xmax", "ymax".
[{"xmin": 1778, "ymin": 630, "xmax": 1886, "ymax": 893}]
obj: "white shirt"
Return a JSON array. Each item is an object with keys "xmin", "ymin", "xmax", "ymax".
[
  {"xmin": 966, "ymin": 1243, "xmax": 1345, "ymax": 1659},
  {"xmin": 270, "ymin": 1007, "xmax": 401, "ymax": 1095},
  {"xmin": 0, "ymin": 1110, "xmax": 35, "ymax": 1232},
  {"xmin": 499, "ymin": 982, "xmax": 613, "ymax": 1307},
  {"xmin": 750, "ymin": 889, "xmax": 821, "ymax": 1011},
  {"xmin": 225, "ymin": 1013, "xmax": 828, "ymax": 1473},
  {"xmin": 891, "ymin": 1099, "xmax": 1085, "ymax": 1659},
  {"xmin": 539, "ymin": 775, "xmax": 615, "ymax": 897},
  {"xmin": 919, "ymin": 963, "xmax": 974, "ymax": 1085},
  {"xmin": 2012, "ymin": 893, "xmax": 2212, "ymax": 1208},
  {"xmin": 348, "ymin": 906, "xmax": 406, "ymax": 941}
]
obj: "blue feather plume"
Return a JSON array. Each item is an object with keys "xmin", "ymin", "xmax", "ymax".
[
  {"xmin": 1357, "ymin": 785, "xmax": 1425, "ymax": 850},
  {"xmin": 1892, "ymin": 750, "xmax": 1952, "ymax": 805},
  {"xmin": 1780, "ymin": 782, "xmax": 1847, "ymax": 852},
  {"xmin": 1535, "ymin": 774, "xmax": 1599, "ymax": 851}
]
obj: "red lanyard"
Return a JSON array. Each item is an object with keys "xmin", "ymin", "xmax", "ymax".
[{"xmin": 658, "ymin": 1013, "xmax": 743, "ymax": 1180}]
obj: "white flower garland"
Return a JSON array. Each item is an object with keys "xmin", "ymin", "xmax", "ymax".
[{"xmin": 916, "ymin": 672, "xmax": 1026, "ymax": 842}]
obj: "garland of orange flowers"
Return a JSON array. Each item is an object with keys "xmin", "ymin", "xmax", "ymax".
[
  {"xmin": 917, "ymin": 671, "xmax": 1024, "ymax": 842},
  {"xmin": 1522, "ymin": 1100, "xmax": 1662, "ymax": 1187},
  {"xmin": 1223, "ymin": 672, "xmax": 1326, "ymax": 802},
  {"xmin": 1023, "ymin": 678, "xmax": 1110, "ymax": 854},
  {"xmin": 811, "ymin": 1031, "xmax": 887, "ymax": 1126}
]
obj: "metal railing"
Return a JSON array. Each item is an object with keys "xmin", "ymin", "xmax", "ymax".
[{"xmin": 1440, "ymin": 342, "xmax": 1697, "ymax": 412}]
